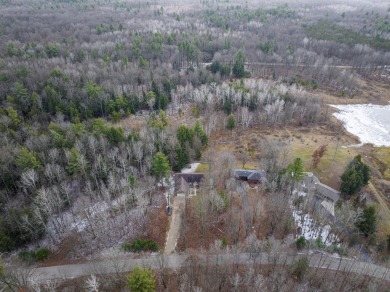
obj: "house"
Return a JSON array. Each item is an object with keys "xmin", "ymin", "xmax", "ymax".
[
  {"xmin": 302, "ymin": 172, "xmax": 340, "ymax": 216},
  {"xmin": 173, "ymin": 173, "xmax": 204, "ymax": 197},
  {"xmin": 303, "ymin": 172, "xmax": 340, "ymax": 202},
  {"xmin": 233, "ymin": 169, "xmax": 267, "ymax": 184}
]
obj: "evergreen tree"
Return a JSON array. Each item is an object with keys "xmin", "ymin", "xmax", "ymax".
[
  {"xmin": 152, "ymin": 152, "xmax": 171, "ymax": 180},
  {"xmin": 356, "ymin": 205, "xmax": 377, "ymax": 237},
  {"xmin": 175, "ymin": 146, "xmax": 190, "ymax": 171},
  {"xmin": 16, "ymin": 147, "xmax": 41, "ymax": 171},
  {"xmin": 284, "ymin": 157, "xmax": 305, "ymax": 182},
  {"xmin": 226, "ymin": 114, "xmax": 236, "ymax": 131},
  {"xmin": 148, "ymin": 110, "xmax": 169, "ymax": 129},
  {"xmin": 232, "ymin": 49, "xmax": 246, "ymax": 78},
  {"xmin": 127, "ymin": 267, "xmax": 156, "ymax": 292},
  {"xmin": 177, "ymin": 125, "xmax": 194, "ymax": 145},
  {"xmin": 5, "ymin": 106, "xmax": 22, "ymax": 129},
  {"xmin": 67, "ymin": 147, "xmax": 80, "ymax": 175},
  {"xmin": 105, "ymin": 126, "xmax": 125, "ymax": 144},
  {"xmin": 283, "ymin": 157, "xmax": 305, "ymax": 194},
  {"xmin": 193, "ymin": 120, "xmax": 208, "ymax": 146},
  {"xmin": 340, "ymin": 155, "xmax": 370, "ymax": 198}
]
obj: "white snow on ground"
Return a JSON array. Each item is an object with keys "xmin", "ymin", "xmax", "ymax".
[
  {"xmin": 331, "ymin": 104, "xmax": 390, "ymax": 147},
  {"xmin": 292, "ymin": 209, "xmax": 339, "ymax": 246},
  {"xmin": 291, "ymin": 189, "xmax": 339, "ymax": 246},
  {"xmin": 181, "ymin": 163, "xmax": 200, "ymax": 173},
  {"xmin": 293, "ymin": 190, "xmax": 307, "ymax": 197}
]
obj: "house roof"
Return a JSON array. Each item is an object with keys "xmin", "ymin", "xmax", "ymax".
[
  {"xmin": 315, "ymin": 182, "xmax": 340, "ymax": 202},
  {"xmin": 303, "ymin": 172, "xmax": 320, "ymax": 188},
  {"xmin": 174, "ymin": 173, "xmax": 204, "ymax": 194},
  {"xmin": 247, "ymin": 171, "xmax": 266, "ymax": 181},
  {"xmin": 302, "ymin": 173, "xmax": 340, "ymax": 202},
  {"xmin": 233, "ymin": 169, "xmax": 266, "ymax": 180}
]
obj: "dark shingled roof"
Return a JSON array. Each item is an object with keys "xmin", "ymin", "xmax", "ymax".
[
  {"xmin": 233, "ymin": 169, "xmax": 266, "ymax": 181},
  {"xmin": 174, "ymin": 173, "xmax": 204, "ymax": 195},
  {"xmin": 247, "ymin": 171, "xmax": 266, "ymax": 181}
]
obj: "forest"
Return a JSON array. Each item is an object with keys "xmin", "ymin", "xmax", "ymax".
[{"xmin": 0, "ymin": 0, "xmax": 390, "ymax": 291}]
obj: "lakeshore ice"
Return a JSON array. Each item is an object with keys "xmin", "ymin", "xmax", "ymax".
[{"xmin": 331, "ymin": 104, "xmax": 390, "ymax": 147}]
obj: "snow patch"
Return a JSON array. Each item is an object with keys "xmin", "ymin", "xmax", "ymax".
[
  {"xmin": 181, "ymin": 163, "xmax": 200, "ymax": 173},
  {"xmin": 331, "ymin": 104, "xmax": 390, "ymax": 147},
  {"xmin": 292, "ymin": 209, "xmax": 339, "ymax": 246}
]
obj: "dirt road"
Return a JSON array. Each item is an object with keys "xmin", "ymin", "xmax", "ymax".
[{"xmin": 164, "ymin": 194, "xmax": 186, "ymax": 254}]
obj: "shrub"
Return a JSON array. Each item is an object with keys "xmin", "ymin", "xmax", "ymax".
[
  {"xmin": 18, "ymin": 247, "xmax": 49, "ymax": 263},
  {"xmin": 123, "ymin": 238, "xmax": 159, "ymax": 252},
  {"xmin": 327, "ymin": 244, "xmax": 349, "ymax": 256},
  {"xmin": 315, "ymin": 236, "xmax": 325, "ymax": 249},
  {"xmin": 18, "ymin": 250, "xmax": 36, "ymax": 263},
  {"xmin": 291, "ymin": 257, "xmax": 309, "ymax": 281},
  {"xmin": 122, "ymin": 242, "xmax": 132, "ymax": 252},
  {"xmin": 35, "ymin": 248, "xmax": 49, "ymax": 261},
  {"xmin": 295, "ymin": 236, "xmax": 306, "ymax": 250}
]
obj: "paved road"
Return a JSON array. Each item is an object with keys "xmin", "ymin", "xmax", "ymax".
[{"xmin": 28, "ymin": 252, "xmax": 390, "ymax": 283}]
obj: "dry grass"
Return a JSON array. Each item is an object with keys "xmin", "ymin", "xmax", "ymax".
[
  {"xmin": 372, "ymin": 147, "xmax": 390, "ymax": 180},
  {"xmin": 288, "ymin": 130, "xmax": 358, "ymax": 188},
  {"xmin": 195, "ymin": 163, "xmax": 209, "ymax": 173},
  {"xmin": 210, "ymin": 125, "xmax": 358, "ymax": 189}
]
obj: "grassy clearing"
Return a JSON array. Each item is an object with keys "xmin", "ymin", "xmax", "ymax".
[
  {"xmin": 240, "ymin": 164, "xmax": 257, "ymax": 170},
  {"xmin": 372, "ymin": 147, "xmax": 390, "ymax": 179},
  {"xmin": 289, "ymin": 134, "xmax": 357, "ymax": 188},
  {"xmin": 211, "ymin": 126, "xmax": 359, "ymax": 188},
  {"xmin": 195, "ymin": 163, "xmax": 209, "ymax": 173}
]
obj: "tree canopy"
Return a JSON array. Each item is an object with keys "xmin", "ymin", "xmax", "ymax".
[
  {"xmin": 226, "ymin": 114, "xmax": 236, "ymax": 131},
  {"xmin": 283, "ymin": 157, "xmax": 305, "ymax": 182},
  {"xmin": 127, "ymin": 267, "xmax": 156, "ymax": 292},
  {"xmin": 232, "ymin": 49, "xmax": 246, "ymax": 78},
  {"xmin": 355, "ymin": 205, "xmax": 377, "ymax": 237},
  {"xmin": 152, "ymin": 152, "xmax": 171, "ymax": 180},
  {"xmin": 340, "ymin": 155, "xmax": 370, "ymax": 198}
]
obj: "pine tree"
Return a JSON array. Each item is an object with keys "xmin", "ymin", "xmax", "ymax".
[
  {"xmin": 127, "ymin": 267, "xmax": 156, "ymax": 292},
  {"xmin": 177, "ymin": 125, "xmax": 194, "ymax": 146},
  {"xmin": 355, "ymin": 205, "xmax": 377, "ymax": 237},
  {"xmin": 67, "ymin": 147, "xmax": 81, "ymax": 176},
  {"xmin": 340, "ymin": 155, "xmax": 370, "ymax": 198},
  {"xmin": 16, "ymin": 147, "xmax": 41, "ymax": 171},
  {"xmin": 193, "ymin": 121, "xmax": 208, "ymax": 146},
  {"xmin": 226, "ymin": 114, "xmax": 236, "ymax": 131},
  {"xmin": 283, "ymin": 157, "xmax": 305, "ymax": 194},
  {"xmin": 152, "ymin": 152, "xmax": 171, "ymax": 180},
  {"xmin": 232, "ymin": 49, "xmax": 246, "ymax": 78}
]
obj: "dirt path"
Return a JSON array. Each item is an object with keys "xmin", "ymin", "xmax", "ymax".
[
  {"xmin": 368, "ymin": 182, "xmax": 390, "ymax": 238},
  {"xmin": 368, "ymin": 182, "xmax": 390, "ymax": 218},
  {"xmin": 164, "ymin": 194, "xmax": 185, "ymax": 254},
  {"xmin": 240, "ymin": 186, "xmax": 253, "ymax": 236}
]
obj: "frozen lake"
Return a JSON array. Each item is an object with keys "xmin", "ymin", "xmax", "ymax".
[{"xmin": 331, "ymin": 104, "xmax": 390, "ymax": 147}]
